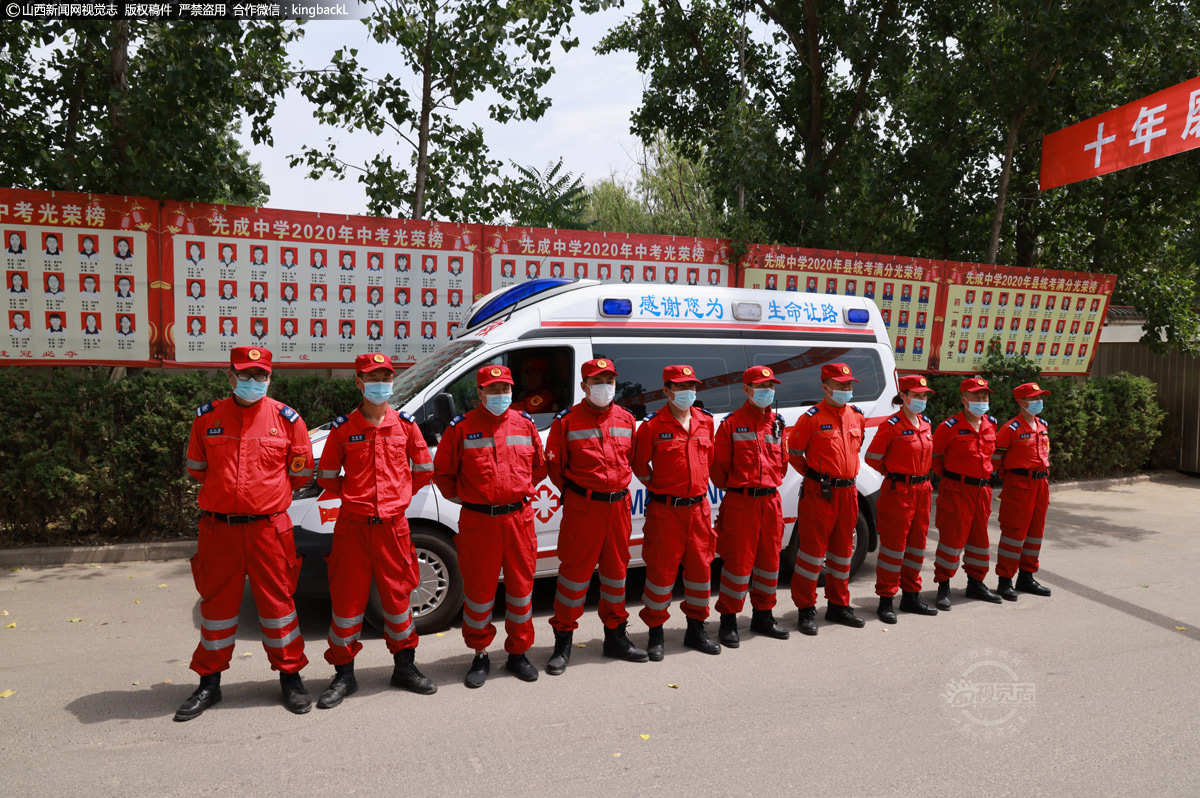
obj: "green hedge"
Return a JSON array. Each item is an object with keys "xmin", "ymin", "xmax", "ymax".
[{"xmin": 0, "ymin": 368, "xmax": 360, "ymax": 547}]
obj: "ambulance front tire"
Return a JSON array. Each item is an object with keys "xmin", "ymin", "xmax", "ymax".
[
  {"xmin": 781, "ymin": 510, "xmax": 870, "ymax": 588},
  {"xmin": 365, "ymin": 527, "xmax": 464, "ymax": 635}
]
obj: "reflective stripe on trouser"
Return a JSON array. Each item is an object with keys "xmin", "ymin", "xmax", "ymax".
[
  {"xmin": 874, "ymin": 480, "xmax": 933, "ymax": 597},
  {"xmin": 189, "ymin": 513, "xmax": 307, "ymax": 676},
  {"xmin": 550, "ymin": 491, "xmax": 633, "ymax": 632},
  {"xmin": 714, "ymin": 490, "xmax": 784, "ymax": 614},
  {"xmin": 790, "ymin": 482, "xmax": 858, "ymax": 608},
  {"xmin": 323, "ymin": 514, "xmax": 420, "ymax": 666},
  {"xmin": 933, "ymin": 478, "xmax": 994, "ymax": 582},
  {"xmin": 457, "ymin": 504, "xmax": 537, "ymax": 655},
  {"xmin": 996, "ymin": 472, "xmax": 1049, "ymax": 578},
  {"xmin": 639, "ymin": 499, "xmax": 715, "ymax": 627}
]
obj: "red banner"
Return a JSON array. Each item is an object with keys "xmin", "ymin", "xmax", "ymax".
[{"xmin": 1040, "ymin": 75, "xmax": 1200, "ymax": 190}]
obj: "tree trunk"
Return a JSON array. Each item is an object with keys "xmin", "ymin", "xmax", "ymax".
[
  {"xmin": 108, "ymin": 21, "xmax": 130, "ymax": 194},
  {"xmin": 803, "ymin": 0, "xmax": 825, "ymax": 217},
  {"xmin": 412, "ymin": 7, "xmax": 436, "ymax": 220},
  {"xmin": 64, "ymin": 27, "xmax": 94, "ymax": 178},
  {"xmin": 1013, "ymin": 173, "xmax": 1038, "ymax": 269},
  {"xmin": 987, "ymin": 116, "xmax": 1021, "ymax": 264}
]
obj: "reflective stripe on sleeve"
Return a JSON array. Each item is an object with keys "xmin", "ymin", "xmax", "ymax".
[
  {"xmin": 865, "ymin": 452, "xmax": 884, "ymax": 460},
  {"xmin": 411, "ymin": 462, "xmax": 434, "ymax": 472},
  {"xmin": 294, "ymin": 468, "xmax": 313, "ymax": 478},
  {"xmin": 610, "ymin": 428, "xmax": 633, "ymax": 438},
  {"xmin": 317, "ymin": 469, "xmax": 341, "ymax": 479},
  {"xmin": 187, "ymin": 459, "xmax": 208, "ymax": 471},
  {"xmin": 566, "ymin": 428, "xmax": 602, "ymax": 441},
  {"xmin": 788, "ymin": 448, "xmax": 806, "ymax": 457}
]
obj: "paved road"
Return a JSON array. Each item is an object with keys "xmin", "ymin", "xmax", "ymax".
[{"xmin": 2, "ymin": 474, "xmax": 1198, "ymax": 797}]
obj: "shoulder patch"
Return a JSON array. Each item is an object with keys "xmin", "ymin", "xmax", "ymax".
[
  {"xmin": 195, "ymin": 402, "xmax": 214, "ymax": 417},
  {"xmin": 279, "ymin": 405, "xmax": 299, "ymax": 423},
  {"xmin": 697, "ymin": 407, "xmax": 713, "ymax": 417},
  {"xmin": 449, "ymin": 414, "xmax": 466, "ymax": 427},
  {"xmin": 1040, "ymin": 417, "xmax": 1049, "ymax": 427},
  {"xmin": 805, "ymin": 406, "xmax": 820, "ymax": 416},
  {"xmin": 887, "ymin": 415, "xmax": 899, "ymax": 425},
  {"xmin": 644, "ymin": 411, "xmax": 658, "ymax": 421},
  {"xmin": 554, "ymin": 406, "xmax": 572, "ymax": 420},
  {"xmin": 520, "ymin": 410, "xmax": 535, "ymax": 422},
  {"xmin": 1008, "ymin": 420, "xmax": 1020, "ymax": 430},
  {"xmin": 944, "ymin": 417, "xmax": 959, "ymax": 427},
  {"xmin": 987, "ymin": 414, "xmax": 997, "ymax": 424},
  {"xmin": 851, "ymin": 405, "xmax": 864, "ymax": 415},
  {"xmin": 921, "ymin": 415, "xmax": 931, "ymax": 424},
  {"xmin": 331, "ymin": 414, "xmax": 348, "ymax": 428},
  {"xmin": 399, "ymin": 410, "xmax": 415, "ymax": 423}
]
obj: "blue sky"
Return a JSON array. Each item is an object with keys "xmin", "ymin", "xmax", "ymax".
[{"xmin": 237, "ymin": 5, "xmax": 645, "ymax": 216}]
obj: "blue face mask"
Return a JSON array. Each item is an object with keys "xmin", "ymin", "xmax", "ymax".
[
  {"xmin": 906, "ymin": 397, "xmax": 927, "ymax": 415},
  {"xmin": 1025, "ymin": 399, "xmax": 1044, "ymax": 416},
  {"xmin": 485, "ymin": 393, "xmax": 512, "ymax": 415},
  {"xmin": 670, "ymin": 389, "xmax": 697, "ymax": 410},
  {"xmin": 751, "ymin": 388, "xmax": 775, "ymax": 408},
  {"xmin": 830, "ymin": 389, "xmax": 853, "ymax": 406},
  {"xmin": 362, "ymin": 382, "xmax": 393, "ymax": 406},
  {"xmin": 968, "ymin": 401, "xmax": 990, "ymax": 417},
  {"xmin": 233, "ymin": 379, "xmax": 269, "ymax": 404}
]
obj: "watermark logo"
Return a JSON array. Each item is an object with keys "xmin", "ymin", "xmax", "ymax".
[{"xmin": 942, "ymin": 648, "xmax": 1035, "ymax": 739}]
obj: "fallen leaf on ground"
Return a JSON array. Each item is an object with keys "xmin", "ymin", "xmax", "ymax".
[
  {"xmin": 134, "ymin": 600, "xmax": 140, "ymax": 604},
  {"xmin": 163, "ymin": 679, "xmax": 173, "ymax": 684},
  {"xmin": 668, "ymin": 683, "xmax": 679, "ymax": 689},
  {"xmin": 131, "ymin": 681, "xmax": 140, "ymax": 686},
  {"xmin": 69, "ymin": 618, "xmax": 82, "ymax": 623},
  {"xmin": 612, "ymin": 753, "xmax": 621, "ymax": 758},
  {"xmin": 9, "ymin": 568, "xmax": 19, "ymax": 572},
  {"xmin": 5, "ymin": 622, "xmax": 15, "ymax": 629},
  {"xmin": 90, "ymin": 565, "xmax": 101, "ymax": 569},
  {"xmin": 157, "ymin": 584, "xmax": 167, "ymax": 588},
  {"xmin": 0, "ymin": 610, "xmax": 8, "ymax": 616},
  {"xmin": 639, "ymin": 734, "xmax": 650, "ymax": 740},
  {"xmin": 1175, "ymin": 626, "xmax": 1187, "ymax": 631},
  {"xmin": 575, "ymin": 643, "xmax": 586, "ymax": 648},
  {"xmin": 243, "ymin": 652, "xmax": 252, "ymax": 657},
  {"xmin": 434, "ymin": 632, "xmax": 444, "ymax": 637},
  {"xmin": 0, "ymin": 689, "xmax": 14, "ymax": 698},
  {"xmin": 1141, "ymin": 584, "xmax": 1150, "ymax": 588}
]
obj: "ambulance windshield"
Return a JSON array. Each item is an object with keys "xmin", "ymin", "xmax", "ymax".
[{"xmin": 389, "ymin": 339, "xmax": 484, "ymax": 407}]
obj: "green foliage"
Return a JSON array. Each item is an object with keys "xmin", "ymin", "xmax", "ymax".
[
  {"xmin": 505, "ymin": 159, "xmax": 589, "ymax": 230},
  {"xmin": 0, "ymin": 21, "xmax": 300, "ymax": 203},
  {"xmin": 0, "ymin": 368, "xmax": 360, "ymax": 547}
]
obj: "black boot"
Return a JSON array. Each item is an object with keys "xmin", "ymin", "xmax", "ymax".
[
  {"xmin": 797, "ymin": 606, "xmax": 818, "ymax": 636},
  {"xmin": 1016, "ymin": 571, "xmax": 1052, "ymax": 596},
  {"xmin": 965, "ymin": 577, "xmax": 1003, "ymax": 604},
  {"xmin": 546, "ymin": 629, "xmax": 573, "ymax": 675},
  {"xmin": 718, "ymin": 614, "xmax": 740, "ymax": 648},
  {"xmin": 603, "ymin": 622, "xmax": 649, "ymax": 662},
  {"xmin": 505, "ymin": 652, "xmax": 539, "ymax": 682},
  {"xmin": 391, "ymin": 649, "xmax": 437, "ymax": 695},
  {"xmin": 173, "ymin": 673, "xmax": 221, "ymax": 722},
  {"xmin": 996, "ymin": 577, "xmax": 1019, "ymax": 602},
  {"xmin": 317, "ymin": 662, "xmax": 358, "ymax": 709},
  {"xmin": 935, "ymin": 581, "xmax": 952, "ymax": 611},
  {"xmin": 877, "ymin": 596, "xmax": 897, "ymax": 624},
  {"xmin": 464, "ymin": 652, "xmax": 490, "ymax": 689},
  {"xmin": 683, "ymin": 618, "xmax": 721, "ymax": 655},
  {"xmin": 750, "ymin": 609, "xmax": 790, "ymax": 639},
  {"xmin": 826, "ymin": 604, "xmax": 866, "ymax": 628},
  {"xmin": 280, "ymin": 671, "xmax": 312, "ymax": 715},
  {"xmin": 899, "ymin": 591, "xmax": 938, "ymax": 616},
  {"xmin": 646, "ymin": 626, "xmax": 665, "ymax": 662}
]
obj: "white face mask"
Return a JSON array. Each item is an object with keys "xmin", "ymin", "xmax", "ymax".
[{"xmin": 587, "ymin": 383, "xmax": 616, "ymax": 407}]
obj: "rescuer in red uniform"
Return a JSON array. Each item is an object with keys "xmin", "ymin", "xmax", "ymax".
[
  {"xmin": 710, "ymin": 366, "xmax": 791, "ymax": 647},
  {"xmin": 313, "ymin": 353, "xmax": 437, "ymax": 709},
  {"xmin": 931, "ymin": 376, "xmax": 1003, "ymax": 609},
  {"xmin": 632, "ymin": 364, "xmax": 720, "ymax": 659},
  {"xmin": 787, "ymin": 362, "xmax": 867, "ymax": 635},
  {"xmin": 175, "ymin": 345, "xmax": 315, "ymax": 721},
  {"xmin": 864, "ymin": 374, "xmax": 940, "ymax": 623},
  {"xmin": 514, "ymin": 357, "xmax": 558, "ymax": 415},
  {"xmin": 992, "ymin": 382, "xmax": 1053, "ymax": 600},
  {"xmin": 543, "ymin": 358, "xmax": 648, "ymax": 675},
  {"xmin": 433, "ymin": 364, "xmax": 547, "ymax": 688}
]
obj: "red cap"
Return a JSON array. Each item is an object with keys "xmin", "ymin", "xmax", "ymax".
[
  {"xmin": 355, "ymin": 352, "xmax": 395, "ymax": 374},
  {"xmin": 820, "ymin": 362, "xmax": 858, "ymax": 383},
  {"xmin": 899, "ymin": 374, "xmax": 935, "ymax": 393},
  {"xmin": 231, "ymin": 345, "xmax": 273, "ymax": 373},
  {"xmin": 663, "ymin": 364, "xmax": 700, "ymax": 384},
  {"xmin": 960, "ymin": 376, "xmax": 993, "ymax": 393},
  {"xmin": 743, "ymin": 366, "xmax": 781, "ymax": 385},
  {"xmin": 1013, "ymin": 381, "xmax": 1051, "ymax": 399},
  {"xmin": 477, "ymin": 364, "xmax": 514, "ymax": 387},
  {"xmin": 522, "ymin": 357, "xmax": 550, "ymax": 373},
  {"xmin": 582, "ymin": 358, "xmax": 619, "ymax": 378}
]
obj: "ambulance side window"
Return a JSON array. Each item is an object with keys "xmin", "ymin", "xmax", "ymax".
[{"xmin": 592, "ymin": 343, "xmax": 746, "ymax": 420}]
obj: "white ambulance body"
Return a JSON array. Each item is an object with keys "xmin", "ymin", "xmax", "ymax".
[{"xmin": 289, "ymin": 279, "xmax": 899, "ymax": 632}]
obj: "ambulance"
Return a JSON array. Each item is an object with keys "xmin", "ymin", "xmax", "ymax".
[{"xmin": 290, "ymin": 279, "xmax": 899, "ymax": 633}]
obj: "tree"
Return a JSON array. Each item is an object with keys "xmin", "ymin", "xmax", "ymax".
[
  {"xmin": 504, "ymin": 158, "xmax": 589, "ymax": 229},
  {"xmin": 0, "ymin": 21, "xmax": 299, "ymax": 205},
  {"xmin": 293, "ymin": 0, "xmax": 615, "ymax": 221}
]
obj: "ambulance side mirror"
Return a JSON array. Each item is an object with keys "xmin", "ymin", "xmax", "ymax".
[{"xmin": 433, "ymin": 392, "xmax": 456, "ymax": 424}]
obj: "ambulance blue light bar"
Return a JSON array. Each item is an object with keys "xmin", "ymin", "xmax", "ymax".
[
  {"xmin": 465, "ymin": 278, "xmax": 574, "ymax": 328},
  {"xmin": 600, "ymin": 298, "xmax": 633, "ymax": 317},
  {"xmin": 845, "ymin": 308, "xmax": 870, "ymax": 324}
]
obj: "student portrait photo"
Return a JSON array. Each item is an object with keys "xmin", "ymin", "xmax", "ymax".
[
  {"xmin": 448, "ymin": 289, "xmax": 462, "ymax": 307},
  {"xmin": 216, "ymin": 244, "xmax": 235, "ymax": 267},
  {"xmin": 396, "ymin": 253, "xmax": 411, "ymax": 272},
  {"xmin": 978, "ymin": 316, "xmax": 989, "ymax": 330},
  {"xmin": 1050, "ymin": 343, "xmax": 1060, "ymax": 356},
  {"xmin": 281, "ymin": 282, "xmax": 298, "ymax": 304},
  {"xmin": 643, "ymin": 265, "xmax": 656, "ymax": 282},
  {"xmin": 367, "ymin": 321, "xmax": 383, "ymax": 342},
  {"xmin": 1064, "ymin": 344, "xmax": 1074, "ymax": 357},
  {"xmin": 117, "ymin": 314, "xmax": 135, "ymax": 337},
  {"xmin": 1075, "ymin": 297, "xmax": 1087, "ymax": 312},
  {"xmin": 47, "ymin": 312, "xmax": 67, "ymax": 335},
  {"xmin": 958, "ymin": 339, "xmax": 969, "ymax": 354},
  {"xmin": 1079, "ymin": 345, "xmax": 1088, "ymax": 358},
  {"xmin": 806, "ymin": 276, "xmax": 818, "ymax": 292},
  {"xmin": 916, "ymin": 311, "xmax": 927, "ymax": 329},
  {"xmin": 913, "ymin": 337, "xmax": 924, "ymax": 355},
  {"xmin": 881, "ymin": 309, "xmax": 891, "ymax": 325},
  {"xmin": 395, "ymin": 320, "xmax": 410, "ymax": 340},
  {"xmin": 8, "ymin": 310, "xmax": 31, "ymax": 336},
  {"xmin": 338, "ymin": 285, "xmax": 356, "ymax": 304},
  {"xmin": 1085, "ymin": 321, "xmax": 1095, "ymax": 335},
  {"xmin": 219, "ymin": 317, "xmax": 237, "ymax": 338},
  {"xmin": 338, "ymin": 320, "xmax": 355, "ymax": 340},
  {"xmin": 250, "ymin": 317, "xmax": 267, "ymax": 341},
  {"xmin": 421, "ymin": 288, "xmax": 436, "ymax": 307},
  {"xmin": 80, "ymin": 274, "xmax": 101, "ymax": 296},
  {"xmin": 981, "ymin": 291, "xmax": 992, "ymax": 306},
  {"xmin": 900, "ymin": 284, "xmax": 912, "ymax": 302},
  {"xmin": 500, "ymin": 259, "xmax": 516, "ymax": 278},
  {"xmin": 1021, "ymin": 341, "xmax": 1031, "ymax": 356},
  {"xmin": 895, "ymin": 335, "xmax": 906, "ymax": 353},
  {"xmin": 1054, "ymin": 320, "xmax": 1065, "ymax": 334},
  {"xmin": 368, "ymin": 253, "xmax": 383, "ymax": 271},
  {"xmin": 281, "ymin": 248, "xmax": 298, "ymax": 269},
  {"xmin": 250, "ymin": 246, "xmax": 268, "ymax": 267},
  {"xmin": 311, "ymin": 319, "xmax": 327, "ymax": 338},
  {"xmin": 368, "ymin": 287, "xmax": 383, "ymax": 306},
  {"xmin": 994, "ymin": 316, "xmax": 1004, "ymax": 331},
  {"xmin": 44, "ymin": 272, "xmax": 65, "ymax": 296},
  {"xmin": 115, "ymin": 275, "xmax": 135, "ymax": 299},
  {"xmin": 964, "ymin": 289, "xmax": 975, "ymax": 304},
  {"xmin": 311, "ymin": 284, "xmax": 327, "ymax": 303},
  {"xmin": 598, "ymin": 264, "xmax": 611, "ymax": 280},
  {"xmin": 1090, "ymin": 298, "xmax": 1101, "ymax": 312},
  {"xmin": 918, "ymin": 285, "xmax": 930, "ymax": 303},
  {"xmin": 883, "ymin": 282, "xmax": 894, "ymax": 300},
  {"xmin": 395, "ymin": 286, "xmax": 410, "ymax": 306},
  {"xmin": 115, "ymin": 238, "xmax": 134, "ymax": 261},
  {"xmin": 1070, "ymin": 320, "xmax": 1080, "ymax": 334},
  {"xmin": 82, "ymin": 312, "xmax": 102, "ymax": 336},
  {"xmin": 764, "ymin": 273, "xmax": 776, "ymax": 290},
  {"xmin": 961, "ymin": 315, "xmax": 972, "ymax": 330},
  {"xmin": 1046, "ymin": 296, "xmax": 1056, "ymax": 311},
  {"xmin": 216, "ymin": 281, "xmax": 236, "ymax": 302},
  {"xmin": 186, "ymin": 242, "xmax": 204, "ymax": 266},
  {"xmin": 448, "ymin": 256, "xmax": 463, "ymax": 275},
  {"xmin": 620, "ymin": 265, "xmax": 633, "ymax": 283},
  {"xmin": 422, "ymin": 255, "xmax": 437, "ymax": 274},
  {"xmin": 785, "ymin": 275, "xmax": 798, "ymax": 292},
  {"xmin": 448, "ymin": 322, "xmax": 460, "ymax": 337},
  {"xmin": 526, "ymin": 261, "xmax": 540, "ymax": 279},
  {"xmin": 78, "ymin": 235, "xmax": 99, "ymax": 261},
  {"xmin": 863, "ymin": 280, "xmax": 875, "ymax": 298},
  {"xmin": 1025, "ymin": 318, "xmax": 1036, "ymax": 333},
  {"xmin": 6, "ymin": 231, "xmax": 26, "ymax": 255},
  {"xmin": 1030, "ymin": 294, "xmax": 1041, "ymax": 310},
  {"xmin": 187, "ymin": 316, "xmax": 206, "ymax": 337},
  {"xmin": 1005, "ymin": 341, "xmax": 1016, "ymax": 355},
  {"xmin": 339, "ymin": 251, "xmax": 356, "ymax": 271},
  {"xmin": 825, "ymin": 278, "xmax": 838, "ymax": 294},
  {"xmin": 281, "ymin": 319, "xmax": 298, "ymax": 339},
  {"xmin": 574, "ymin": 263, "xmax": 588, "ymax": 278},
  {"xmin": 1010, "ymin": 316, "xmax": 1021, "ymax": 331},
  {"xmin": 311, "ymin": 249, "xmax": 327, "ymax": 269},
  {"xmin": 550, "ymin": 262, "xmax": 565, "ymax": 278},
  {"xmin": 998, "ymin": 292, "xmax": 1009, "ymax": 307},
  {"xmin": 186, "ymin": 279, "xmax": 205, "ymax": 301},
  {"xmin": 974, "ymin": 339, "xmax": 985, "ymax": 355},
  {"xmin": 421, "ymin": 321, "xmax": 436, "ymax": 340},
  {"xmin": 898, "ymin": 310, "xmax": 909, "ymax": 327},
  {"xmin": 845, "ymin": 279, "xmax": 857, "ymax": 296},
  {"xmin": 1036, "ymin": 342, "xmax": 1046, "ymax": 356},
  {"xmin": 687, "ymin": 268, "xmax": 700, "ymax": 286},
  {"xmin": 667, "ymin": 267, "xmax": 679, "ymax": 285},
  {"xmin": 1041, "ymin": 319, "xmax": 1052, "ymax": 333},
  {"xmin": 250, "ymin": 282, "xmax": 268, "ymax": 303},
  {"xmin": 43, "ymin": 233, "xmax": 62, "ymax": 256},
  {"xmin": 1015, "ymin": 293, "xmax": 1025, "ymax": 308}
]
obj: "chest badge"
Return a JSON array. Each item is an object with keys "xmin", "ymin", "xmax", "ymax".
[{"xmin": 270, "ymin": 428, "xmax": 278, "ymax": 436}]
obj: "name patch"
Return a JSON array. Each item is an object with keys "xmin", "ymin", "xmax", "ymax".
[
  {"xmin": 659, "ymin": 432, "xmax": 674, "ymax": 440},
  {"xmin": 348, "ymin": 434, "xmax": 366, "ymax": 443},
  {"xmin": 958, "ymin": 429, "xmax": 972, "ymax": 435},
  {"xmin": 900, "ymin": 429, "xmax": 914, "ymax": 436},
  {"xmin": 466, "ymin": 432, "xmax": 483, "ymax": 440},
  {"xmin": 820, "ymin": 424, "xmax": 833, "ymax": 431},
  {"xmin": 736, "ymin": 426, "xmax": 749, "ymax": 433},
  {"xmin": 206, "ymin": 427, "xmax": 223, "ymax": 435},
  {"xmin": 1019, "ymin": 433, "xmax": 1031, "ymax": 439}
]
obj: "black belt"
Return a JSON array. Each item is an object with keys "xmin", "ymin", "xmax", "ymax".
[
  {"xmin": 462, "ymin": 499, "xmax": 527, "ymax": 517},
  {"xmin": 725, "ymin": 486, "xmax": 778, "ymax": 497},
  {"xmin": 648, "ymin": 492, "xmax": 705, "ymax": 507},
  {"xmin": 1009, "ymin": 468, "xmax": 1049, "ymax": 479},
  {"xmin": 204, "ymin": 511, "xmax": 272, "ymax": 524},
  {"xmin": 942, "ymin": 470, "xmax": 990, "ymax": 487},
  {"xmin": 886, "ymin": 473, "xmax": 930, "ymax": 485},
  {"xmin": 564, "ymin": 479, "xmax": 630, "ymax": 503},
  {"xmin": 804, "ymin": 469, "xmax": 854, "ymax": 489}
]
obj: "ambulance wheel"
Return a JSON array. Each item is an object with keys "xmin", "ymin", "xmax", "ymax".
[
  {"xmin": 786, "ymin": 510, "xmax": 869, "ymax": 587},
  {"xmin": 366, "ymin": 528, "xmax": 463, "ymax": 635}
]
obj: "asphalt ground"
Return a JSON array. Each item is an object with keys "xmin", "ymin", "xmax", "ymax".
[{"xmin": 1, "ymin": 473, "xmax": 1198, "ymax": 797}]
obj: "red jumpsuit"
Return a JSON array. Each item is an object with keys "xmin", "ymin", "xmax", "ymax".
[
  {"xmin": 787, "ymin": 401, "xmax": 865, "ymax": 608},
  {"xmin": 315, "ymin": 406, "xmax": 434, "ymax": 665},
  {"xmin": 932, "ymin": 413, "xmax": 997, "ymax": 582},
  {"xmin": 433, "ymin": 407, "xmax": 546, "ymax": 654},
  {"xmin": 710, "ymin": 401, "xmax": 787, "ymax": 614},
  {"xmin": 994, "ymin": 415, "xmax": 1050, "ymax": 578},
  {"xmin": 632, "ymin": 407, "xmax": 716, "ymax": 627},
  {"xmin": 865, "ymin": 411, "xmax": 934, "ymax": 597},
  {"xmin": 185, "ymin": 397, "xmax": 314, "ymax": 676},
  {"xmin": 545, "ymin": 401, "xmax": 636, "ymax": 632}
]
